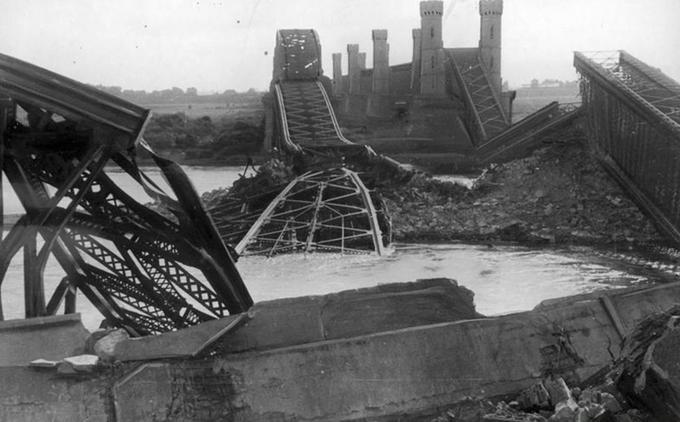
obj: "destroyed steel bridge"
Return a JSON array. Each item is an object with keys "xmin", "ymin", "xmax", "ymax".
[{"xmin": 0, "ymin": 29, "xmax": 680, "ymax": 338}]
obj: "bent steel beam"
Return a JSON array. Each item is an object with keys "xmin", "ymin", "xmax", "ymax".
[
  {"xmin": 0, "ymin": 53, "xmax": 252, "ymax": 334},
  {"xmin": 235, "ymin": 168, "xmax": 386, "ymax": 256}
]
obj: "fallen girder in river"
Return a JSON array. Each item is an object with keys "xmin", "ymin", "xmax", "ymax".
[
  {"xmin": 207, "ymin": 166, "xmax": 391, "ymax": 256},
  {"xmin": 235, "ymin": 168, "xmax": 389, "ymax": 256}
]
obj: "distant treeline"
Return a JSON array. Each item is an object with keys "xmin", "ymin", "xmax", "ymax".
[
  {"xmin": 94, "ymin": 84, "xmax": 265, "ymax": 105},
  {"xmin": 514, "ymin": 80, "xmax": 580, "ymax": 99},
  {"xmin": 143, "ymin": 112, "xmax": 264, "ymax": 164}
]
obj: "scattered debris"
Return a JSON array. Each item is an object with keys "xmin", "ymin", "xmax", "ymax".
[
  {"xmin": 62, "ymin": 354, "xmax": 99, "ymax": 372},
  {"xmin": 426, "ymin": 307, "xmax": 680, "ymax": 422},
  {"xmin": 31, "ymin": 354, "xmax": 101, "ymax": 375},
  {"xmin": 612, "ymin": 305, "xmax": 680, "ymax": 421},
  {"xmin": 384, "ymin": 140, "xmax": 663, "ymax": 246},
  {"xmin": 93, "ymin": 329, "xmax": 130, "ymax": 362},
  {"xmin": 29, "ymin": 359, "xmax": 59, "ymax": 368}
]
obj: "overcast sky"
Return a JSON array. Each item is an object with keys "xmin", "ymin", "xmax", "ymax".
[{"xmin": 1, "ymin": 0, "xmax": 678, "ymax": 92}]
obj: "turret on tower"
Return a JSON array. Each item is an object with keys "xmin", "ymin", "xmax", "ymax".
[
  {"xmin": 372, "ymin": 29, "xmax": 390, "ymax": 94},
  {"xmin": 419, "ymin": 1, "xmax": 445, "ymax": 95},
  {"xmin": 479, "ymin": 0, "xmax": 503, "ymax": 95}
]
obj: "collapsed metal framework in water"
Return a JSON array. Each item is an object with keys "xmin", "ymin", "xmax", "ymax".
[
  {"xmin": 0, "ymin": 51, "xmax": 392, "ymax": 335},
  {"xmin": 203, "ymin": 165, "xmax": 392, "ymax": 257},
  {"xmin": 234, "ymin": 168, "xmax": 389, "ymax": 256},
  {"xmin": 0, "ymin": 53, "xmax": 252, "ymax": 335}
]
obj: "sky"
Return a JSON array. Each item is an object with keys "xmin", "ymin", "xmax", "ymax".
[{"xmin": 0, "ymin": 0, "xmax": 679, "ymax": 92}]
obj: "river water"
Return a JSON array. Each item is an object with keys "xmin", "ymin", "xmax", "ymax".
[{"xmin": 0, "ymin": 166, "xmax": 656, "ymax": 331}]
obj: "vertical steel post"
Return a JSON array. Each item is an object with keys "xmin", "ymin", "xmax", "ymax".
[
  {"xmin": 0, "ymin": 98, "xmax": 12, "ymax": 320},
  {"xmin": 24, "ymin": 229, "xmax": 45, "ymax": 317}
]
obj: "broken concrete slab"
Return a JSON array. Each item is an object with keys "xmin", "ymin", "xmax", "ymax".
[
  {"xmin": 320, "ymin": 278, "xmax": 482, "ymax": 339},
  {"xmin": 614, "ymin": 306, "xmax": 680, "ymax": 421},
  {"xmin": 63, "ymin": 354, "xmax": 99, "ymax": 372},
  {"xmin": 216, "ymin": 278, "xmax": 483, "ymax": 354},
  {"xmin": 113, "ymin": 313, "xmax": 248, "ymax": 362},
  {"xmin": 0, "ymin": 314, "xmax": 89, "ymax": 366},
  {"xmin": 111, "ymin": 282, "xmax": 680, "ymax": 421},
  {"xmin": 6, "ymin": 281, "xmax": 680, "ymax": 421},
  {"xmin": 0, "ymin": 366, "xmax": 109, "ymax": 422}
]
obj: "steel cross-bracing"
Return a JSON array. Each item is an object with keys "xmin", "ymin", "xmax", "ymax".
[
  {"xmin": 255, "ymin": 29, "xmax": 407, "ymax": 256},
  {"xmin": 270, "ymin": 29, "xmax": 398, "ymax": 161},
  {"xmin": 446, "ymin": 49, "xmax": 510, "ymax": 145},
  {"xmin": 0, "ymin": 53, "xmax": 252, "ymax": 335},
  {"xmin": 574, "ymin": 50, "xmax": 680, "ymax": 245},
  {"xmin": 235, "ymin": 168, "xmax": 387, "ymax": 256}
]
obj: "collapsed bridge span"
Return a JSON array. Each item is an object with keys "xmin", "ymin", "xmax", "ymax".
[
  {"xmin": 575, "ymin": 50, "xmax": 680, "ymax": 246},
  {"xmin": 0, "ymin": 53, "xmax": 252, "ymax": 335}
]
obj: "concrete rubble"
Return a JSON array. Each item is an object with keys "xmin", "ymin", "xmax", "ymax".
[
  {"xmin": 384, "ymin": 140, "xmax": 664, "ymax": 247},
  {"xmin": 3, "ymin": 278, "xmax": 680, "ymax": 421},
  {"xmin": 430, "ymin": 306, "xmax": 680, "ymax": 422}
]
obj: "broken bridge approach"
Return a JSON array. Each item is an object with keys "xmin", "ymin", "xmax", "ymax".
[
  {"xmin": 208, "ymin": 29, "xmax": 402, "ymax": 257},
  {"xmin": 575, "ymin": 50, "xmax": 680, "ymax": 247}
]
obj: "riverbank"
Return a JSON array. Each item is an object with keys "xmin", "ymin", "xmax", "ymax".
[{"xmin": 380, "ymin": 139, "xmax": 665, "ymax": 248}]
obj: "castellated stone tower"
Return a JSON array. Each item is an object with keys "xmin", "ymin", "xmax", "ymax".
[
  {"xmin": 479, "ymin": 0, "xmax": 503, "ymax": 95},
  {"xmin": 372, "ymin": 30, "xmax": 390, "ymax": 94},
  {"xmin": 419, "ymin": 1, "xmax": 445, "ymax": 95}
]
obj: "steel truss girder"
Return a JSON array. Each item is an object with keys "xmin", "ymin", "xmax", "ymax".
[
  {"xmin": 0, "ymin": 109, "xmax": 252, "ymax": 335},
  {"xmin": 235, "ymin": 168, "xmax": 386, "ymax": 256},
  {"xmin": 574, "ymin": 50, "xmax": 680, "ymax": 246},
  {"xmin": 447, "ymin": 50, "xmax": 510, "ymax": 143}
]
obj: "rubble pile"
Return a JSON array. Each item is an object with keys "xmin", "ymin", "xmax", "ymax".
[
  {"xmin": 383, "ymin": 140, "xmax": 663, "ymax": 246},
  {"xmin": 430, "ymin": 372, "xmax": 651, "ymax": 421},
  {"xmin": 430, "ymin": 306, "xmax": 680, "ymax": 422},
  {"xmin": 201, "ymin": 157, "xmax": 296, "ymax": 207}
]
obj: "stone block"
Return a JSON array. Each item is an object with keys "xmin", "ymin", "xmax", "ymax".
[
  {"xmin": 94, "ymin": 329, "xmax": 129, "ymax": 361},
  {"xmin": 29, "ymin": 359, "xmax": 59, "ymax": 368},
  {"xmin": 517, "ymin": 381, "xmax": 551, "ymax": 410},
  {"xmin": 114, "ymin": 314, "xmax": 247, "ymax": 361},
  {"xmin": 544, "ymin": 377, "xmax": 573, "ymax": 406},
  {"xmin": 63, "ymin": 354, "xmax": 99, "ymax": 372}
]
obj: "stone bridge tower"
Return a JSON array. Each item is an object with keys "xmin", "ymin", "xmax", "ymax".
[
  {"xmin": 479, "ymin": 0, "xmax": 503, "ymax": 95},
  {"xmin": 419, "ymin": 1, "xmax": 445, "ymax": 96}
]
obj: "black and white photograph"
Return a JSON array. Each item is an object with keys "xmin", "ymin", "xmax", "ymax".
[{"xmin": 0, "ymin": 0, "xmax": 679, "ymax": 420}]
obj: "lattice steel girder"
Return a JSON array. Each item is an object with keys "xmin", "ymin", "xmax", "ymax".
[
  {"xmin": 575, "ymin": 50, "xmax": 680, "ymax": 247},
  {"xmin": 0, "ymin": 54, "xmax": 252, "ymax": 334},
  {"xmin": 574, "ymin": 51, "xmax": 680, "ymax": 139},
  {"xmin": 235, "ymin": 168, "xmax": 386, "ymax": 256}
]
